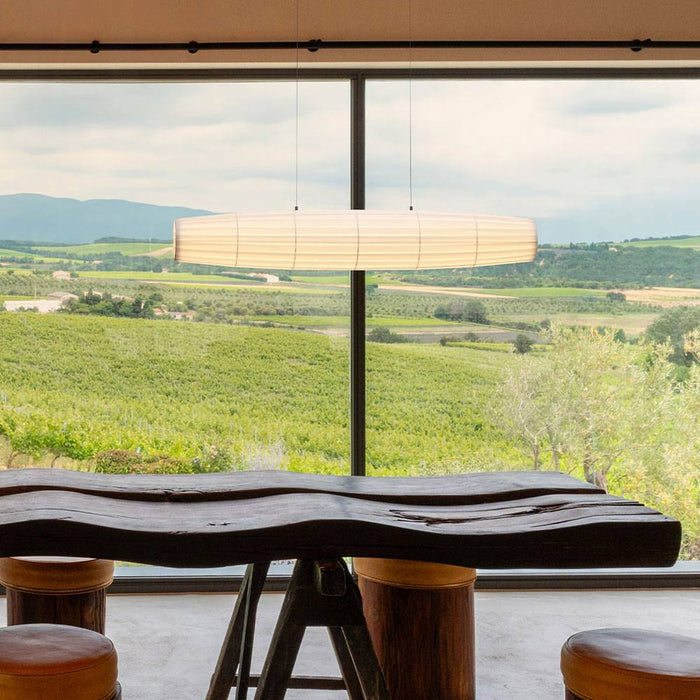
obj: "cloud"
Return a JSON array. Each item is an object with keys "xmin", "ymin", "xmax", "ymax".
[{"xmin": 1, "ymin": 78, "xmax": 700, "ymax": 242}]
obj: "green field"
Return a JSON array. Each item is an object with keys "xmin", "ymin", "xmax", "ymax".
[
  {"xmin": 250, "ymin": 315, "xmax": 461, "ymax": 328},
  {"xmin": 620, "ymin": 236, "xmax": 700, "ymax": 250},
  {"xmin": 33, "ymin": 242, "xmax": 171, "ymax": 257},
  {"xmin": 0, "ymin": 248, "xmax": 39, "ymax": 260},
  {"xmin": 291, "ymin": 274, "xmax": 384, "ymax": 285},
  {"xmin": 494, "ymin": 312, "xmax": 660, "ymax": 336},
  {"xmin": 78, "ymin": 270, "xmax": 255, "ymax": 283},
  {"xmin": 465, "ymin": 287, "xmax": 607, "ymax": 298},
  {"xmin": 0, "ymin": 248, "xmax": 70, "ymax": 263}
]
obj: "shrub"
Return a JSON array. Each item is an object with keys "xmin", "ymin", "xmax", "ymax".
[
  {"xmin": 513, "ymin": 334, "xmax": 534, "ymax": 354},
  {"xmin": 368, "ymin": 326, "xmax": 407, "ymax": 343}
]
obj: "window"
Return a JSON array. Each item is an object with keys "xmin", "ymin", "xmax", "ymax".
[{"xmin": 0, "ymin": 76, "xmax": 697, "ymax": 573}]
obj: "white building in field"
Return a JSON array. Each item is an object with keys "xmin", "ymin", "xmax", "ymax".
[
  {"xmin": 3, "ymin": 299, "xmax": 63, "ymax": 313},
  {"xmin": 52, "ymin": 270, "xmax": 71, "ymax": 280}
]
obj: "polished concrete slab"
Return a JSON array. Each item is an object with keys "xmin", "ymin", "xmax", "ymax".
[{"xmin": 2, "ymin": 589, "xmax": 699, "ymax": 699}]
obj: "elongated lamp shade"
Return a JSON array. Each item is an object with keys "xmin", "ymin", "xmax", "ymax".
[{"xmin": 173, "ymin": 210, "xmax": 537, "ymax": 270}]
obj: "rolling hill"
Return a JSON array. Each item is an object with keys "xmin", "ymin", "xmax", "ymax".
[{"xmin": 0, "ymin": 193, "xmax": 214, "ymax": 244}]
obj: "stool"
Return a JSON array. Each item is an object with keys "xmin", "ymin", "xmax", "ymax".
[
  {"xmin": 561, "ymin": 628, "xmax": 700, "ymax": 700},
  {"xmin": 0, "ymin": 623, "xmax": 120, "ymax": 699},
  {"xmin": 355, "ymin": 558, "xmax": 477, "ymax": 700},
  {"xmin": 0, "ymin": 556, "xmax": 114, "ymax": 633}
]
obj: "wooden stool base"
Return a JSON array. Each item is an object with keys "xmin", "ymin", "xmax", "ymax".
[
  {"xmin": 356, "ymin": 558, "xmax": 477, "ymax": 700},
  {"xmin": 0, "ymin": 557, "xmax": 113, "ymax": 634},
  {"xmin": 7, "ymin": 589, "xmax": 107, "ymax": 634}
]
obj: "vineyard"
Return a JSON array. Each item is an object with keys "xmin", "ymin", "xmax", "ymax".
[
  {"xmin": 0, "ymin": 312, "xmax": 697, "ymax": 556},
  {"xmin": 0, "ymin": 312, "xmax": 516, "ymax": 473}
]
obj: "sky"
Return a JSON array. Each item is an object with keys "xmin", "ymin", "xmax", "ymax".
[{"xmin": 1, "ymin": 78, "xmax": 700, "ymax": 243}]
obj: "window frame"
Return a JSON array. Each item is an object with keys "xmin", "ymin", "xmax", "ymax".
[{"xmin": 2, "ymin": 63, "xmax": 697, "ymax": 589}]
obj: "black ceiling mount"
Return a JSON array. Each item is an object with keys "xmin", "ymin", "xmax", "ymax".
[{"xmin": 1, "ymin": 37, "xmax": 700, "ymax": 53}]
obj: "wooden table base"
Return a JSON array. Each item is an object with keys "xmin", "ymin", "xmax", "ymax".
[
  {"xmin": 356, "ymin": 558, "xmax": 477, "ymax": 700},
  {"xmin": 208, "ymin": 558, "xmax": 389, "ymax": 700}
]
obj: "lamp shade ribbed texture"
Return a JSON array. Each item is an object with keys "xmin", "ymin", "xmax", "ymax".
[{"xmin": 173, "ymin": 210, "xmax": 537, "ymax": 270}]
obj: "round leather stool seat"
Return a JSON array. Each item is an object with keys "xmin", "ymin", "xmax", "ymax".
[
  {"xmin": 0, "ymin": 557, "xmax": 114, "ymax": 595},
  {"xmin": 0, "ymin": 624, "xmax": 120, "ymax": 700},
  {"xmin": 561, "ymin": 628, "xmax": 700, "ymax": 700}
]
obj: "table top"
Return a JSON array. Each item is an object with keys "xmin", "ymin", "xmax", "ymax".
[{"xmin": 0, "ymin": 469, "xmax": 681, "ymax": 569}]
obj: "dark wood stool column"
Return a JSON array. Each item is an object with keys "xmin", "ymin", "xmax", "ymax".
[
  {"xmin": 355, "ymin": 558, "xmax": 477, "ymax": 700},
  {"xmin": 0, "ymin": 557, "xmax": 114, "ymax": 633}
]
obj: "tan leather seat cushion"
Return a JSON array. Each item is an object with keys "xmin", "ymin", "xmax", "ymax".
[
  {"xmin": 0, "ymin": 557, "xmax": 114, "ymax": 594},
  {"xmin": 0, "ymin": 624, "xmax": 118, "ymax": 700},
  {"xmin": 354, "ymin": 557, "xmax": 477, "ymax": 589},
  {"xmin": 561, "ymin": 628, "xmax": 700, "ymax": 700}
]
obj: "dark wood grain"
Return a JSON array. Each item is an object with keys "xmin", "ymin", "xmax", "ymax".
[
  {"xmin": 6, "ymin": 588, "xmax": 107, "ymax": 633},
  {"xmin": 0, "ymin": 469, "xmax": 681, "ymax": 569},
  {"xmin": 358, "ymin": 577, "xmax": 475, "ymax": 700},
  {"xmin": 0, "ymin": 468, "xmax": 603, "ymax": 504}
]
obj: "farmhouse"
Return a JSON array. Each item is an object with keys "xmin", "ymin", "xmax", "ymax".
[{"xmin": 3, "ymin": 299, "xmax": 63, "ymax": 313}]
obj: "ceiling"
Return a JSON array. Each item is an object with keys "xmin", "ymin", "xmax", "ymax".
[{"xmin": 3, "ymin": 0, "xmax": 700, "ymax": 69}]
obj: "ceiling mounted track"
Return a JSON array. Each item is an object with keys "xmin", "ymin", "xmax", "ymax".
[{"xmin": 1, "ymin": 38, "xmax": 700, "ymax": 54}]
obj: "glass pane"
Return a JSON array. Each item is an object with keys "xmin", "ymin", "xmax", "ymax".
[
  {"xmin": 366, "ymin": 79, "xmax": 700, "ymax": 561},
  {"xmin": 0, "ymin": 81, "xmax": 351, "ymax": 576}
]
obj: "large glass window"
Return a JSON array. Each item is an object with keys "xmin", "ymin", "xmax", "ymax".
[
  {"xmin": 365, "ymin": 80, "xmax": 699, "ymax": 560},
  {"xmin": 0, "ymin": 78, "xmax": 697, "ymax": 564}
]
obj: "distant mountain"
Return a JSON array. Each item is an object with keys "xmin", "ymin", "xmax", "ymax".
[{"xmin": 0, "ymin": 193, "xmax": 215, "ymax": 244}]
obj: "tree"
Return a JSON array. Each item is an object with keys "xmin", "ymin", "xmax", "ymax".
[
  {"xmin": 490, "ymin": 355, "xmax": 562, "ymax": 470},
  {"xmin": 646, "ymin": 306, "xmax": 700, "ymax": 365},
  {"xmin": 466, "ymin": 300, "xmax": 488, "ymax": 323},
  {"xmin": 433, "ymin": 300, "xmax": 488, "ymax": 324},
  {"xmin": 606, "ymin": 291, "xmax": 626, "ymax": 302},
  {"xmin": 368, "ymin": 326, "xmax": 406, "ymax": 343},
  {"xmin": 492, "ymin": 327, "xmax": 676, "ymax": 489},
  {"xmin": 513, "ymin": 334, "xmax": 534, "ymax": 354}
]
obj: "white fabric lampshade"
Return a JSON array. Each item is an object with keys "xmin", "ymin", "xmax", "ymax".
[{"xmin": 173, "ymin": 210, "xmax": 537, "ymax": 270}]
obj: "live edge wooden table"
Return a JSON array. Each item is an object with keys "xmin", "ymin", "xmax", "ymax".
[{"xmin": 0, "ymin": 469, "xmax": 681, "ymax": 700}]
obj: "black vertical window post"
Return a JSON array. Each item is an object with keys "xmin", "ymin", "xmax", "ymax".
[{"xmin": 350, "ymin": 75, "xmax": 366, "ymax": 477}]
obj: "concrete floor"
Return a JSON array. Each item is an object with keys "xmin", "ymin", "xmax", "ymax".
[{"xmin": 3, "ymin": 589, "xmax": 698, "ymax": 699}]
